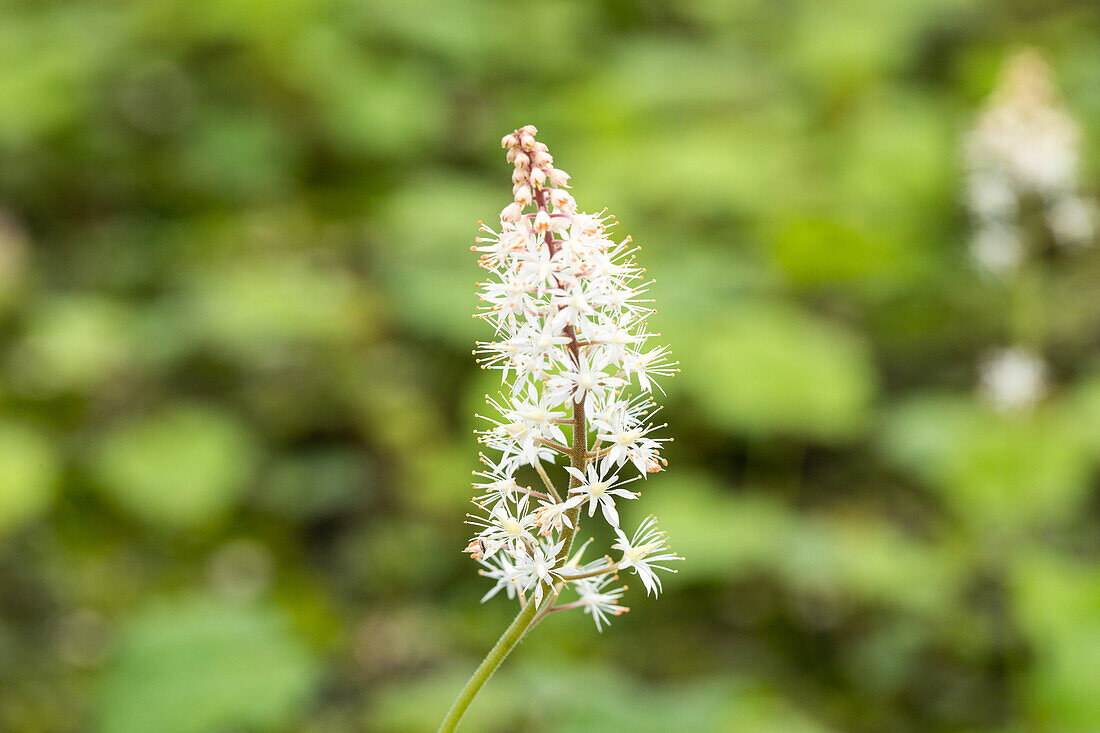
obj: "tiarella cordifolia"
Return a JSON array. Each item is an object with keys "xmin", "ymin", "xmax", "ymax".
[
  {"xmin": 963, "ymin": 49, "xmax": 1096, "ymax": 278},
  {"xmin": 464, "ymin": 125, "xmax": 681, "ymax": 632},
  {"xmin": 962, "ymin": 50, "xmax": 1095, "ymax": 411}
]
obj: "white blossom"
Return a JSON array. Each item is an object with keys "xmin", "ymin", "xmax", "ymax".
[
  {"xmin": 564, "ymin": 463, "xmax": 640, "ymax": 528},
  {"xmin": 464, "ymin": 496, "xmax": 539, "ymax": 561},
  {"xmin": 533, "ymin": 496, "xmax": 581, "ymax": 536},
  {"xmin": 511, "ymin": 540, "xmax": 566, "ymax": 606},
  {"xmin": 477, "ymin": 553, "xmax": 522, "ymax": 603},
  {"xmin": 612, "ymin": 516, "xmax": 682, "ymax": 597},
  {"xmin": 574, "ymin": 572, "xmax": 629, "ymax": 632}
]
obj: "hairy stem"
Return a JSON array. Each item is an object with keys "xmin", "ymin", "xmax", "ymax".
[
  {"xmin": 533, "ymin": 460, "xmax": 562, "ymax": 502},
  {"xmin": 534, "ymin": 437, "xmax": 572, "ymax": 455},
  {"xmin": 436, "ymin": 595, "xmax": 541, "ymax": 732},
  {"xmin": 556, "ymin": 393, "xmax": 586, "ymax": 567},
  {"xmin": 556, "ymin": 561, "xmax": 617, "ymax": 581}
]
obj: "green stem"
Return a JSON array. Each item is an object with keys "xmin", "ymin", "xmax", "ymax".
[
  {"xmin": 436, "ymin": 596, "xmax": 541, "ymax": 733},
  {"xmin": 1010, "ymin": 193, "xmax": 1047, "ymax": 351}
]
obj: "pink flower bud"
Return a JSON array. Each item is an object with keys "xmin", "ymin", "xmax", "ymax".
[
  {"xmin": 549, "ymin": 189, "xmax": 574, "ymax": 210},
  {"xmin": 548, "ymin": 168, "xmax": 571, "ymax": 188},
  {"xmin": 534, "ymin": 210, "xmax": 551, "ymax": 232},
  {"xmin": 501, "ymin": 202, "xmax": 523, "ymax": 223},
  {"xmin": 530, "ymin": 167, "xmax": 547, "ymax": 187},
  {"xmin": 519, "ymin": 124, "xmax": 538, "ymax": 137},
  {"xmin": 533, "ymin": 151, "xmax": 553, "ymax": 168},
  {"xmin": 513, "ymin": 152, "xmax": 530, "ymax": 168},
  {"xmin": 520, "ymin": 133, "xmax": 536, "ymax": 150},
  {"xmin": 514, "ymin": 185, "xmax": 533, "ymax": 206},
  {"xmin": 501, "ymin": 133, "xmax": 518, "ymax": 149}
]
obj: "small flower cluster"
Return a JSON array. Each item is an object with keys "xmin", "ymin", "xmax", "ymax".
[
  {"xmin": 963, "ymin": 48, "xmax": 1096, "ymax": 277},
  {"xmin": 463, "ymin": 125, "xmax": 680, "ymax": 631}
]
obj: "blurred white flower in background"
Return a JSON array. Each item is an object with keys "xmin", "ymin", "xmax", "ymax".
[
  {"xmin": 963, "ymin": 48, "xmax": 1095, "ymax": 276},
  {"xmin": 979, "ymin": 347, "xmax": 1047, "ymax": 412},
  {"xmin": 969, "ymin": 223, "xmax": 1025, "ymax": 277},
  {"xmin": 1047, "ymin": 195, "xmax": 1097, "ymax": 249}
]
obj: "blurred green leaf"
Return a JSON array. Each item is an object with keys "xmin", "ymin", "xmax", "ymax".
[
  {"xmin": 374, "ymin": 176, "xmax": 492, "ymax": 345},
  {"xmin": 9, "ymin": 295, "xmax": 135, "ymax": 395},
  {"xmin": 90, "ymin": 404, "xmax": 259, "ymax": 528},
  {"xmin": 676, "ymin": 299, "xmax": 876, "ymax": 439},
  {"xmin": 173, "ymin": 111, "xmax": 293, "ymax": 202},
  {"xmin": 1012, "ymin": 552, "xmax": 1100, "ymax": 732},
  {"xmin": 882, "ymin": 394, "xmax": 1095, "ymax": 532},
  {"xmin": 644, "ymin": 472, "xmax": 958, "ymax": 612},
  {"xmin": 0, "ymin": 8, "xmax": 116, "ymax": 146},
  {"xmin": 260, "ymin": 448, "xmax": 372, "ymax": 520},
  {"xmin": 98, "ymin": 596, "xmax": 318, "ymax": 733},
  {"xmin": 0, "ymin": 218, "xmax": 28, "ymax": 314},
  {"xmin": 770, "ymin": 217, "xmax": 904, "ymax": 286},
  {"xmin": 371, "ymin": 663, "xmax": 836, "ymax": 733},
  {"xmin": 284, "ymin": 29, "xmax": 446, "ymax": 157},
  {"xmin": 784, "ymin": 0, "xmax": 959, "ymax": 90},
  {"xmin": 1065, "ymin": 369, "xmax": 1100, "ymax": 451},
  {"xmin": 0, "ymin": 420, "xmax": 59, "ymax": 535},
  {"xmin": 183, "ymin": 255, "xmax": 369, "ymax": 358}
]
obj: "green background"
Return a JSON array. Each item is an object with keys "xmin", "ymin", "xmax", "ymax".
[{"xmin": 0, "ymin": 1, "xmax": 1098, "ymax": 731}]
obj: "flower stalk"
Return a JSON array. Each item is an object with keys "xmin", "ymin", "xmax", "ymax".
[{"xmin": 439, "ymin": 125, "xmax": 681, "ymax": 731}]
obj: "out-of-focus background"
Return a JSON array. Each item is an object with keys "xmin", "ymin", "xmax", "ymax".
[{"xmin": 1, "ymin": 2, "xmax": 1099, "ymax": 732}]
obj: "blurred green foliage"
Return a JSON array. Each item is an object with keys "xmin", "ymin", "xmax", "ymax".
[
  {"xmin": 0, "ymin": 1, "xmax": 1098, "ymax": 732},
  {"xmin": 99, "ymin": 597, "xmax": 318, "ymax": 733}
]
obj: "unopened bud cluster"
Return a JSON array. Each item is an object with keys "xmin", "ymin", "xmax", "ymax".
[
  {"xmin": 964, "ymin": 49, "xmax": 1096, "ymax": 277},
  {"xmin": 462, "ymin": 125, "xmax": 681, "ymax": 630}
]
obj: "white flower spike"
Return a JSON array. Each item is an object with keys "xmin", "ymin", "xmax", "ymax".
[{"xmin": 442, "ymin": 125, "xmax": 684, "ymax": 731}]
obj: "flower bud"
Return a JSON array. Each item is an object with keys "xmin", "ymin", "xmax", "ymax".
[
  {"xmin": 501, "ymin": 202, "xmax": 523, "ymax": 223},
  {"xmin": 533, "ymin": 151, "xmax": 553, "ymax": 168},
  {"xmin": 530, "ymin": 167, "xmax": 547, "ymax": 187},
  {"xmin": 548, "ymin": 168, "xmax": 571, "ymax": 188},
  {"xmin": 513, "ymin": 152, "xmax": 530, "ymax": 169},
  {"xmin": 514, "ymin": 185, "xmax": 533, "ymax": 206},
  {"xmin": 534, "ymin": 210, "xmax": 552, "ymax": 232},
  {"xmin": 549, "ymin": 189, "xmax": 574, "ymax": 211}
]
